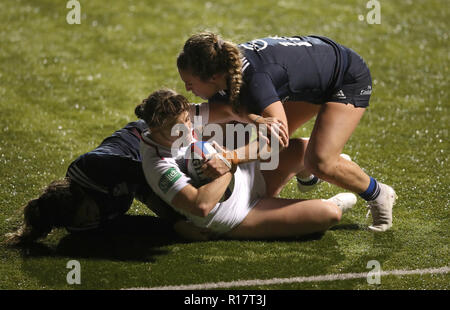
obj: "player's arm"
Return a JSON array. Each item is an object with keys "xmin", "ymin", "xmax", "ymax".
[
  {"xmin": 246, "ymin": 101, "xmax": 289, "ymax": 148},
  {"xmin": 261, "ymin": 101, "xmax": 289, "ymax": 132},
  {"xmin": 201, "ymin": 134, "xmax": 274, "ymax": 179},
  {"xmin": 190, "ymin": 100, "xmax": 258, "ymax": 126},
  {"xmin": 243, "ymin": 110, "xmax": 288, "ymax": 149},
  {"xmin": 189, "ymin": 101, "xmax": 233, "ymax": 126},
  {"xmin": 207, "ymin": 101, "xmax": 237, "ymax": 123},
  {"xmin": 171, "ymin": 171, "xmax": 233, "ymax": 217},
  {"xmin": 220, "ymin": 133, "xmax": 276, "ymax": 167},
  {"xmin": 246, "ymin": 73, "xmax": 290, "ymax": 146}
]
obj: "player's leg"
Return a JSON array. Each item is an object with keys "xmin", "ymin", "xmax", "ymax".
[
  {"xmin": 282, "ymin": 101, "xmax": 325, "ymax": 191},
  {"xmin": 260, "ymin": 138, "xmax": 310, "ymax": 197},
  {"xmin": 225, "ymin": 197, "xmax": 343, "ymax": 239},
  {"xmin": 305, "ymin": 102, "xmax": 369, "ymax": 192},
  {"xmin": 305, "ymin": 102, "xmax": 396, "ymax": 232},
  {"xmin": 283, "ymin": 100, "xmax": 321, "ymax": 136}
]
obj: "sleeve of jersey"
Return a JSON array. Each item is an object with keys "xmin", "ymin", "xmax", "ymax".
[
  {"xmin": 247, "ymin": 72, "xmax": 281, "ymax": 113},
  {"xmin": 189, "ymin": 102, "xmax": 209, "ymax": 128},
  {"xmin": 142, "ymin": 158, "xmax": 191, "ymax": 206}
]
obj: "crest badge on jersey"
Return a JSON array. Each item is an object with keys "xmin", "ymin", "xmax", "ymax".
[{"xmin": 159, "ymin": 167, "xmax": 182, "ymax": 193}]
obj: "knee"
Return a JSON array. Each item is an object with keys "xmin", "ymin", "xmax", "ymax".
[
  {"xmin": 322, "ymin": 202, "xmax": 342, "ymax": 227},
  {"xmin": 304, "ymin": 151, "xmax": 338, "ymax": 179}
]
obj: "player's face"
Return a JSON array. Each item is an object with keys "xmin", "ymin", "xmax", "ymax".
[
  {"xmin": 171, "ymin": 111, "xmax": 192, "ymax": 143},
  {"xmin": 155, "ymin": 111, "xmax": 192, "ymax": 146},
  {"xmin": 179, "ymin": 69, "xmax": 225, "ymax": 100}
]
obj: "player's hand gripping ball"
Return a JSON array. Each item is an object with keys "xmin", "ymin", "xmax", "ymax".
[
  {"xmin": 185, "ymin": 141, "xmax": 234, "ymax": 202},
  {"xmin": 185, "ymin": 141, "xmax": 218, "ymax": 184}
]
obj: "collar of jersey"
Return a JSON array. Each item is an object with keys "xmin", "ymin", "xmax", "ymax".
[{"xmin": 141, "ymin": 129, "xmax": 196, "ymax": 158}]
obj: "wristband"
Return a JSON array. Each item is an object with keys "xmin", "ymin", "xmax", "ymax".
[
  {"xmin": 229, "ymin": 150, "xmax": 239, "ymax": 166},
  {"xmin": 221, "ymin": 151, "xmax": 239, "ymax": 166},
  {"xmin": 216, "ymin": 153, "xmax": 232, "ymax": 169}
]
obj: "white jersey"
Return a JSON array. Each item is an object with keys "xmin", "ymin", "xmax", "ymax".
[{"xmin": 140, "ymin": 130, "xmax": 266, "ymax": 234}]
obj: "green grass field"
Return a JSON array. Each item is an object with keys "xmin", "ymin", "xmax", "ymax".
[{"xmin": 0, "ymin": 0, "xmax": 448, "ymax": 291}]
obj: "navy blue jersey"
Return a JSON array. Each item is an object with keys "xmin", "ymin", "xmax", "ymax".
[
  {"xmin": 66, "ymin": 120, "xmax": 150, "ymax": 230},
  {"xmin": 209, "ymin": 35, "xmax": 350, "ymax": 113}
]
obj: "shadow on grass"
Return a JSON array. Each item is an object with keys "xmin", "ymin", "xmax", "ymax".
[
  {"xmin": 12, "ymin": 217, "xmax": 364, "ymax": 261},
  {"xmin": 14, "ymin": 215, "xmax": 361, "ymax": 262},
  {"xmin": 234, "ymin": 232, "xmax": 328, "ymax": 243},
  {"xmin": 15, "ymin": 215, "xmax": 189, "ymax": 262},
  {"xmin": 11, "ymin": 217, "xmax": 359, "ymax": 288},
  {"xmin": 329, "ymin": 223, "xmax": 362, "ymax": 231},
  {"xmin": 250, "ymin": 222, "xmax": 363, "ymax": 243}
]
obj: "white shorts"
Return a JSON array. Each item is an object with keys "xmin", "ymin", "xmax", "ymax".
[{"xmin": 183, "ymin": 161, "xmax": 267, "ymax": 234}]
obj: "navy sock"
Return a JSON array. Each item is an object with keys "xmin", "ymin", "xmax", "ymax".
[
  {"xmin": 359, "ymin": 177, "xmax": 381, "ymax": 201},
  {"xmin": 297, "ymin": 175, "xmax": 320, "ymax": 186}
]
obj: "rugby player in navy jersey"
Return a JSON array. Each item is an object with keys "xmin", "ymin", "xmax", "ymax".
[
  {"xmin": 5, "ymin": 120, "xmax": 210, "ymax": 245},
  {"xmin": 177, "ymin": 32, "xmax": 396, "ymax": 232}
]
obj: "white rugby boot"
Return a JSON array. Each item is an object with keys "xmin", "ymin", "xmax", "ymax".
[
  {"xmin": 325, "ymin": 193, "xmax": 357, "ymax": 213},
  {"xmin": 296, "ymin": 153, "xmax": 352, "ymax": 192},
  {"xmin": 367, "ymin": 183, "xmax": 397, "ymax": 232}
]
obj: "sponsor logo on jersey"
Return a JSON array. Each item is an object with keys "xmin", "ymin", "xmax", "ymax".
[
  {"xmin": 240, "ymin": 39, "xmax": 268, "ymax": 51},
  {"xmin": 159, "ymin": 167, "xmax": 182, "ymax": 193},
  {"xmin": 360, "ymin": 85, "xmax": 372, "ymax": 95},
  {"xmin": 239, "ymin": 37, "xmax": 312, "ymax": 51}
]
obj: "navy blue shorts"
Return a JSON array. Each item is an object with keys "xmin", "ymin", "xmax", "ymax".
[{"xmin": 327, "ymin": 48, "xmax": 373, "ymax": 108}]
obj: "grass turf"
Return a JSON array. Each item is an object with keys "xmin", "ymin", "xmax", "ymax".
[{"xmin": 0, "ymin": 0, "xmax": 448, "ymax": 290}]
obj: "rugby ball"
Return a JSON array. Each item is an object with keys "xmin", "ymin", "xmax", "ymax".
[
  {"xmin": 184, "ymin": 141, "xmax": 234, "ymax": 202},
  {"xmin": 185, "ymin": 141, "xmax": 217, "ymax": 184}
]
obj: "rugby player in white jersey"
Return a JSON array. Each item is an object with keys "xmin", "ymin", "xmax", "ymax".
[{"xmin": 137, "ymin": 89, "xmax": 357, "ymax": 239}]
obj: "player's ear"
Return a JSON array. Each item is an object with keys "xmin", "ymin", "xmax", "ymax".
[{"xmin": 210, "ymin": 72, "xmax": 226, "ymax": 83}]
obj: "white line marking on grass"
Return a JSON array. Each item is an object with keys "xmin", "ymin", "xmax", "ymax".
[{"xmin": 124, "ymin": 266, "xmax": 449, "ymax": 290}]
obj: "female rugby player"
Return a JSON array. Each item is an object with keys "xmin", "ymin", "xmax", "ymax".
[
  {"xmin": 5, "ymin": 120, "xmax": 208, "ymax": 244},
  {"xmin": 177, "ymin": 32, "xmax": 396, "ymax": 232},
  {"xmin": 136, "ymin": 89, "xmax": 357, "ymax": 239}
]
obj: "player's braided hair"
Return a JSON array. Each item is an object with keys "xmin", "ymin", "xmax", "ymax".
[
  {"xmin": 4, "ymin": 178, "xmax": 84, "ymax": 245},
  {"xmin": 177, "ymin": 32, "xmax": 243, "ymax": 112},
  {"xmin": 135, "ymin": 88, "xmax": 190, "ymax": 128}
]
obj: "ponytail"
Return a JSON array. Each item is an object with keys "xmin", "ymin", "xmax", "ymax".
[
  {"xmin": 134, "ymin": 102, "xmax": 146, "ymax": 120},
  {"xmin": 221, "ymin": 41, "xmax": 243, "ymax": 112},
  {"xmin": 177, "ymin": 32, "xmax": 243, "ymax": 111},
  {"xmin": 4, "ymin": 199, "xmax": 52, "ymax": 245},
  {"xmin": 4, "ymin": 178, "xmax": 83, "ymax": 245}
]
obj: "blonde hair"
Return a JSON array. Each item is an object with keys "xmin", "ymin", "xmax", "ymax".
[{"xmin": 177, "ymin": 32, "xmax": 243, "ymax": 111}]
